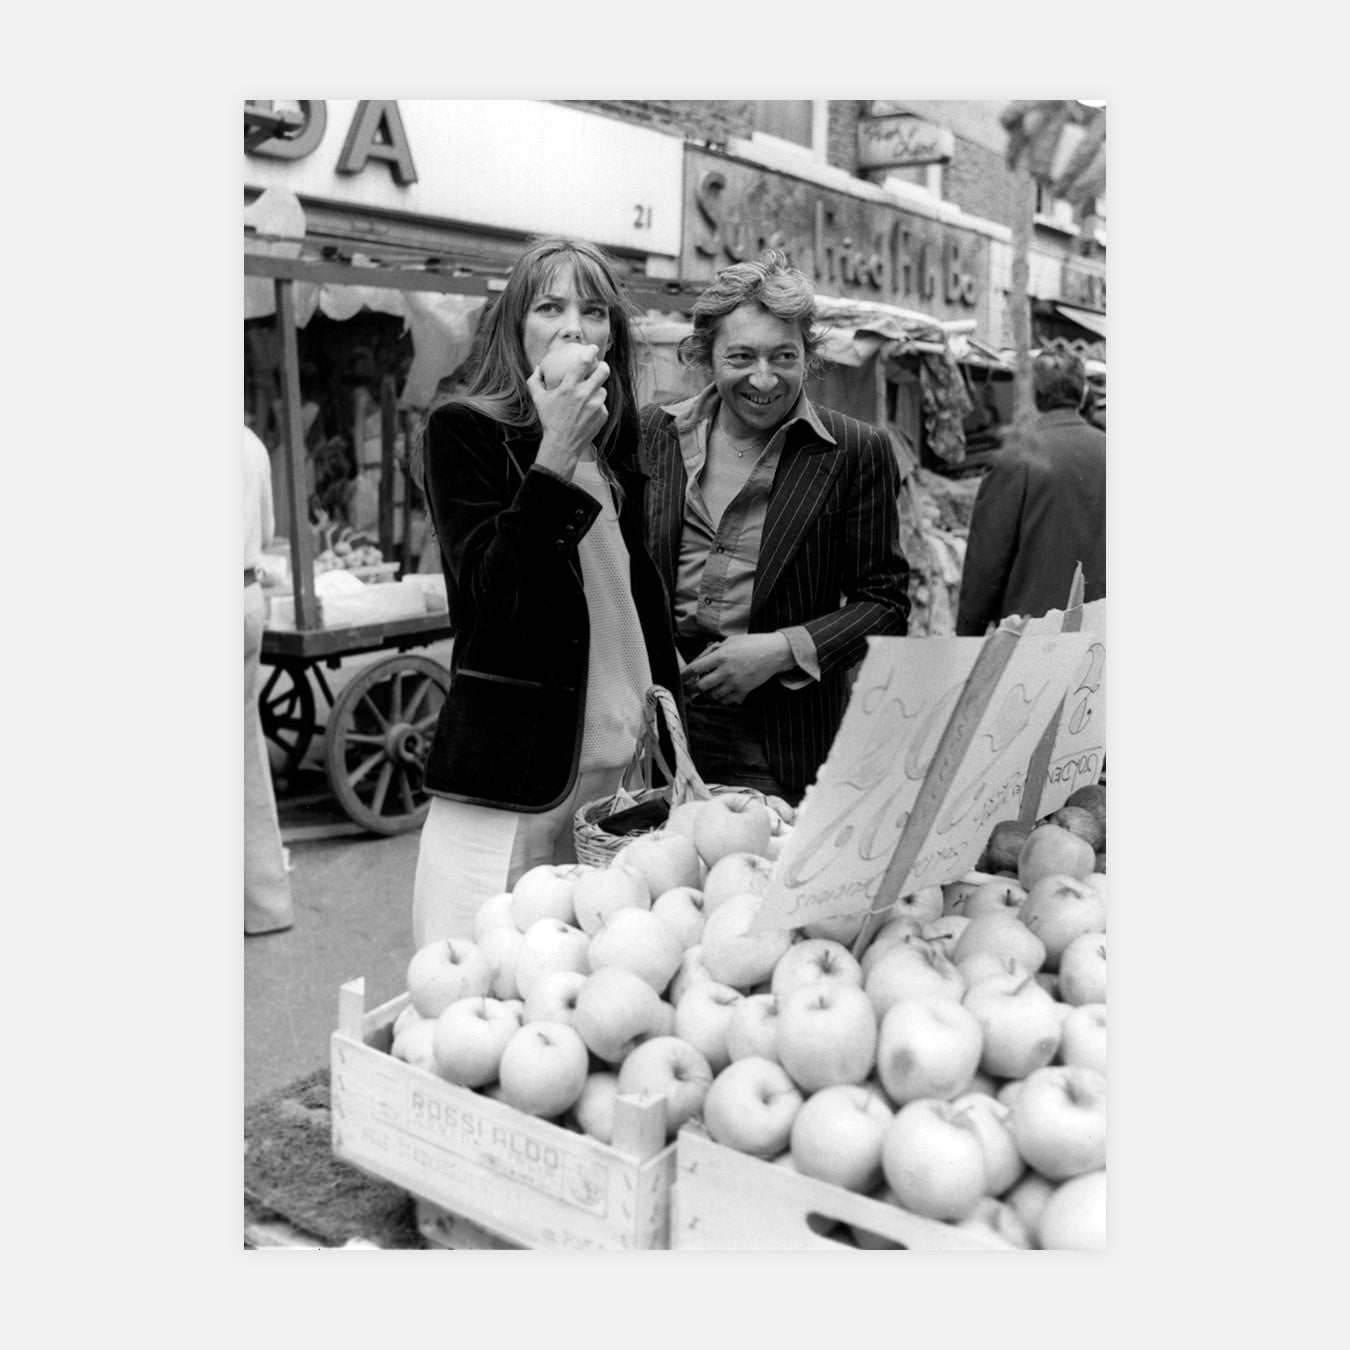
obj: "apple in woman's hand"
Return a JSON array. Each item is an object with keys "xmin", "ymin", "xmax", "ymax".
[{"xmin": 539, "ymin": 342, "xmax": 599, "ymax": 389}]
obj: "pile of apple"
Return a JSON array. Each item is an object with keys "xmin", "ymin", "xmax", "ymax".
[{"xmin": 389, "ymin": 785, "xmax": 1108, "ymax": 1251}]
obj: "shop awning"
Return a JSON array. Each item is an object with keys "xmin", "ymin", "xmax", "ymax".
[{"xmin": 1054, "ymin": 303, "xmax": 1107, "ymax": 339}]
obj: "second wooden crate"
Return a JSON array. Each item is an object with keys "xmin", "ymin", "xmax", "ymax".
[{"xmin": 672, "ymin": 1129, "xmax": 1017, "ymax": 1251}]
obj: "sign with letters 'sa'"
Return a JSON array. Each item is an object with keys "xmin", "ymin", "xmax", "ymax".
[{"xmin": 749, "ymin": 630, "xmax": 1095, "ymax": 933}]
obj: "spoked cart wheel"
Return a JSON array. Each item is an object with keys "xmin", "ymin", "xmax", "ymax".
[
  {"xmin": 258, "ymin": 660, "xmax": 317, "ymax": 780},
  {"xmin": 323, "ymin": 654, "xmax": 449, "ymax": 835}
]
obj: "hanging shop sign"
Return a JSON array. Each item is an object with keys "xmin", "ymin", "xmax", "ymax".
[
  {"xmin": 680, "ymin": 148, "xmax": 988, "ymax": 325},
  {"xmin": 244, "ymin": 100, "xmax": 684, "ymax": 258},
  {"xmin": 856, "ymin": 114, "xmax": 955, "ymax": 171},
  {"xmin": 1061, "ymin": 258, "xmax": 1106, "ymax": 312}
]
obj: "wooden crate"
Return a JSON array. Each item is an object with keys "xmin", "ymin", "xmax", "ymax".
[
  {"xmin": 330, "ymin": 978, "xmax": 676, "ymax": 1250},
  {"xmin": 672, "ymin": 1130, "xmax": 1014, "ymax": 1251}
]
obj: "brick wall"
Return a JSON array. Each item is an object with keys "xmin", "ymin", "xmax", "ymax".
[
  {"xmin": 559, "ymin": 100, "xmax": 753, "ymax": 145},
  {"xmin": 943, "ymin": 136, "xmax": 1021, "ymax": 229}
]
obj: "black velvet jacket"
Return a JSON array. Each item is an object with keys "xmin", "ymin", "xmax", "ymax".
[{"xmin": 420, "ymin": 403, "xmax": 682, "ymax": 811}]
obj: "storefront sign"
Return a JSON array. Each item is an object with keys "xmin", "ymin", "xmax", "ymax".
[
  {"xmin": 680, "ymin": 148, "xmax": 987, "ymax": 322},
  {"xmin": 748, "ymin": 629, "xmax": 1095, "ymax": 932},
  {"xmin": 856, "ymin": 114, "xmax": 955, "ymax": 171},
  {"xmin": 244, "ymin": 100, "xmax": 684, "ymax": 258},
  {"xmin": 1062, "ymin": 259, "xmax": 1106, "ymax": 311}
]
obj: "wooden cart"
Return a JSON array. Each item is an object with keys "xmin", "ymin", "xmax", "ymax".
[{"xmin": 245, "ymin": 252, "xmax": 484, "ymax": 834}]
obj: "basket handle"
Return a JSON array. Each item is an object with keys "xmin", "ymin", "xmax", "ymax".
[{"xmin": 634, "ymin": 685, "xmax": 713, "ymax": 808}]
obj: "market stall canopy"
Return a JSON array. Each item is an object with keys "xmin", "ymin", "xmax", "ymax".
[{"xmin": 1053, "ymin": 303, "xmax": 1107, "ymax": 341}]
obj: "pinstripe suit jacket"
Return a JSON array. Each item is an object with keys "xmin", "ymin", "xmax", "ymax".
[{"xmin": 639, "ymin": 396, "xmax": 910, "ymax": 799}]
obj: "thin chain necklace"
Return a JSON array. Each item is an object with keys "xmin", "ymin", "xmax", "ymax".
[{"xmin": 715, "ymin": 416, "xmax": 769, "ymax": 461}]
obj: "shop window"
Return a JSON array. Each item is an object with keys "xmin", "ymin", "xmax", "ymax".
[{"xmin": 884, "ymin": 162, "xmax": 944, "ymax": 199}]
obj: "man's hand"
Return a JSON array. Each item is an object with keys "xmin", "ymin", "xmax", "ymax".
[{"xmin": 682, "ymin": 633, "xmax": 795, "ymax": 706}]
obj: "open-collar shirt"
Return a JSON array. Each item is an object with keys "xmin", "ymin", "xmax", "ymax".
[{"xmin": 659, "ymin": 383, "xmax": 826, "ymax": 684}]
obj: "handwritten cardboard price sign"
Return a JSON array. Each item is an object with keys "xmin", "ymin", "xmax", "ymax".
[
  {"xmin": 748, "ymin": 624, "xmax": 1095, "ymax": 934},
  {"xmin": 1028, "ymin": 598, "xmax": 1105, "ymax": 817}
]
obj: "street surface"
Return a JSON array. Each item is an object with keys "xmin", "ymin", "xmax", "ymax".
[{"xmin": 244, "ymin": 638, "xmax": 452, "ymax": 1106}]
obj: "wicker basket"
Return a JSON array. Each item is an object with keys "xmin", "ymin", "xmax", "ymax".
[{"xmin": 573, "ymin": 686, "xmax": 766, "ymax": 867}]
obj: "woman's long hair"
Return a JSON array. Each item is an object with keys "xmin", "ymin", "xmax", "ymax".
[{"xmin": 412, "ymin": 237, "xmax": 643, "ymax": 494}]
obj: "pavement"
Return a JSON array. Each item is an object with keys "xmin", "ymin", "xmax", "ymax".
[{"xmin": 244, "ymin": 637, "xmax": 453, "ymax": 1107}]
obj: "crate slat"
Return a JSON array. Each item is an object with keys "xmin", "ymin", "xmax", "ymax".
[{"xmin": 672, "ymin": 1130, "xmax": 1015, "ymax": 1251}]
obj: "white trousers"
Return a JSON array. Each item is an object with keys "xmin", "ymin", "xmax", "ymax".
[
  {"xmin": 411, "ymin": 762, "xmax": 624, "ymax": 948},
  {"xmin": 244, "ymin": 585, "xmax": 294, "ymax": 933}
]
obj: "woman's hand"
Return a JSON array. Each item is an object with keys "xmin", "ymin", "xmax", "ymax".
[
  {"xmin": 682, "ymin": 633, "xmax": 795, "ymax": 706},
  {"xmin": 527, "ymin": 347, "xmax": 610, "ymax": 478}
]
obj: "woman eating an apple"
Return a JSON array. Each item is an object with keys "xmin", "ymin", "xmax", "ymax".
[{"xmin": 409, "ymin": 237, "xmax": 683, "ymax": 947}]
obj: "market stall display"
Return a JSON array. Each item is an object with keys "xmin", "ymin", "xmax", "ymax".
[
  {"xmin": 330, "ymin": 775, "xmax": 1106, "ymax": 1251},
  {"xmin": 325, "ymin": 602, "xmax": 1107, "ymax": 1250}
]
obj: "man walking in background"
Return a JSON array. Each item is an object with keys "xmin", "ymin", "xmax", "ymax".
[{"xmin": 956, "ymin": 350, "xmax": 1105, "ymax": 634}]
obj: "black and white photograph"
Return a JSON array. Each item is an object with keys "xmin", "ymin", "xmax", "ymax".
[{"xmin": 242, "ymin": 97, "xmax": 1113, "ymax": 1253}]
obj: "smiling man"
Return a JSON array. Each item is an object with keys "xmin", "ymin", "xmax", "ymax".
[{"xmin": 639, "ymin": 250, "xmax": 910, "ymax": 804}]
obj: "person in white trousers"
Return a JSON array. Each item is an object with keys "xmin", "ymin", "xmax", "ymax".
[{"xmin": 244, "ymin": 425, "xmax": 294, "ymax": 935}]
